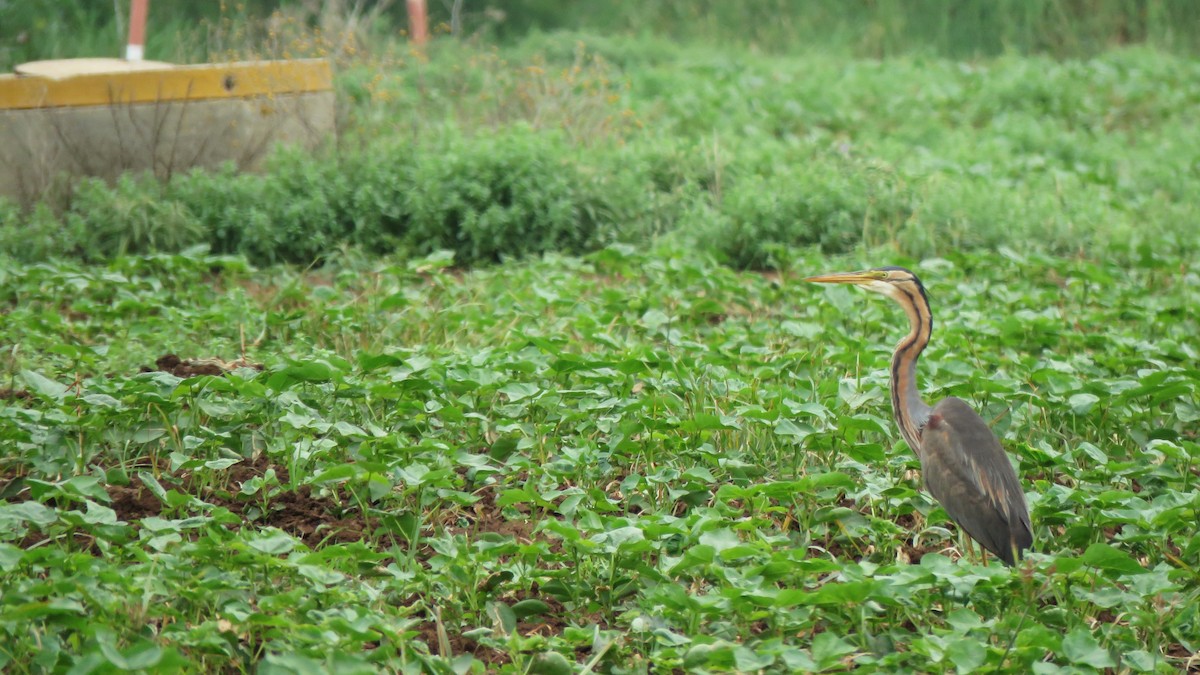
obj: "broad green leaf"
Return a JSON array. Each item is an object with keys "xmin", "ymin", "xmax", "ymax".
[
  {"xmin": 98, "ymin": 638, "xmax": 162, "ymax": 670},
  {"xmin": 63, "ymin": 475, "xmax": 109, "ymax": 501},
  {"xmin": 82, "ymin": 500, "xmax": 118, "ymax": 525},
  {"xmin": 840, "ymin": 415, "xmax": 888, "ymax": 435},
  {"xmin": 681, "ymin": 413, "xmax": 738, "ymax": 431},
  {"xmin": 511, "ymin": 599, "xmax": 551, "ymax": 618},
  {"xmin": 4, "ymin": 599, "xmax": 85, "ymax": 620},
  {"xmin": 138, "ymin": 472, "xmax": 170, "ymax": 504},
  {"xmin": 20, "ymin": 369, "xmax": 68, "ymax": 400},
  {"xmin": 405, "ymin": 355, "xmax": 434, "ymax": 372},
  {"xmin": 0, "ymin": 543, "xmax": 23, "ymax": 571},
  {"xmin": 946, "ymin": 636, "xmax": 986, "ymax": 673},
  {"xmin": 733, "ymin": 645, "xmax": 775, "ymax": 670},
  {"xmin": 1080, "ymin": 542, "xmax": 1147, "ymax": 575},
  {"xmin": 497, "ymin": 488, "xmax": 536, "ymax": 507},
  {"xmin": 528, "ymin": 651, "xmax": 573, "ymax": 675},
  {"xmin": 698, "ymin": 528, "xmax": 741, "ymax": 553},
  {"xmin": 488, "ymin": 601, "xmax": 517, "ymax": 634},
  {"xmin": 358, "ymin": 352, "xmax": 403, "ymax": 371},
  {"xmin": 82, "ymin": 393, "xmax": 121, "ymax": 408},
  {"xmin": 669, "ymin": 544, "xmax": 716, "ymax": 575},
  {"xmin": 775, "ymin": 589, "xmax": 812, "ymax": 607},
  {"xmin": 1061, "ymin": 628, "xmax": 1115, "ymax": 668},
  {"xmin": 0, "ymin": 501, "xmax": 57, "ymax": 527},
  {"xmin": 774, "ymin": 419, "xmax": 814, "ymax": 439},
  {"xmin": 811, "ymin": 632, "xmax": 856, "ymax": 669},
  {"xmin": 1122, "ymin": 650, "xmax": 1157, "ymax": 671},
  {"xmin": 1074, "ymin": 442, "xmax": 1107, "ymax": 464},
  {"xmin": 640, "ymin": 309, "xmax": 670, "ymax": 330},
  {"xmin": 499, "ymin": 382, "xmax": 540, "ymax": 401},
  {"xmin": 140, "ymin": 517, "xmax": 179, "ymax": 533},
  {"xmin": 247, "ymin": 530, "xmax": 298, "ymax": 556},
  {"xmin": 296, "ymin": 564, "xmax": 345, "ymax": 585},
  {"xmin": 132, "ymin": 427, "xmax": 167, "ymax": 443},
  {"xmin": 259, "ymin": 653, "xmax": 326, "ymax": 675},
  {"xmin": 309, "ymin": 464, "xmax": 358, "ymax": 484},
  {"xmin": 333, "ymin": 421, "xmax": 367, "ymax": 437},
  {"xmin": 147, "ymin": 533, "xmax": 182, "ymax": 551},
  {"xmin": 808, "ymin": 580, "xmax": 877, "ymax": 605},
  {"xmin": 268, "ymin": 362, "xmax": 334, "ymax": 389},
  {"xmin": 1068, "ymin": 393, "xmax": 1100, "ymax": 414},
  {"xmin": 594, "ymin": 525, "xmax": 645, "ymax": 549},
  {"xmin": 809, "ymin": 472, "xmax": 857, "ymax": 490}
]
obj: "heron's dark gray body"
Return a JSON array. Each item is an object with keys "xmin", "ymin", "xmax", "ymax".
[
  {"xmin": 806, "ymin": 266, "xmax": 1034, "ymax": 566},
  {"xmin": 922, "ymin": 397, "xmax": 1034, "ymax": 566}
]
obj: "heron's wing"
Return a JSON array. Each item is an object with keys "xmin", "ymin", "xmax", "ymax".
[{"xmin": 920, "ymin": 397, "xmax": 1033, "ymax": 565}]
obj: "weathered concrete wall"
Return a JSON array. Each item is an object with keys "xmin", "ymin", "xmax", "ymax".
[
  {"xmin": 0, "ymin": 91, "xmax": 335, "ymax": 202},
  {"xmin": 0, "ymin": 60, "xmax": 335, "ymax": 204}
]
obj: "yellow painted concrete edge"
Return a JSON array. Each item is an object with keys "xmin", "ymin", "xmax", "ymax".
[{"xmin": 0, "ymin": 59, "xmax": 332, "ymax": 110}]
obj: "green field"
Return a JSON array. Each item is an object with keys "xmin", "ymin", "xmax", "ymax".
[{"xmin": 2, "ymin": 2, "xmax": 1200, "ymax": 672}]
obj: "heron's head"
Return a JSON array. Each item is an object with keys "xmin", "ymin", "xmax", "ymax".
[{"xmin": 803, "ymin": 266, "xmax": 926, "ymax": 304}]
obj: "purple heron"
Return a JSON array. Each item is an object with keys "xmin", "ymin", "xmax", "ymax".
[{"xmin": 806, "ymin": 266, "xmax": 1033, "ymax": 566}]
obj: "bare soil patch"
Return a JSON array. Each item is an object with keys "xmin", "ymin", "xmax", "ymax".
[
  {"xmin": 144, "ymin": 353, "xmax": 264, "ymax": 378},
  {"xmin": 0, "ymin": 387, "xmax": 31, "ymax": 401}
]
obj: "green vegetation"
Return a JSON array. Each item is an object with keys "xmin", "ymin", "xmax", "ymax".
[
  {"xmin": 1, "ymin": 1, "xmax": 1199, "ymax": 672},
  {"xmin": 3, "ymin": 36, "xmax": 1200, "ymax": 269},
  {"xmin": 2, "ymin": 247, "xmax": 1197, "ymax": 671}
]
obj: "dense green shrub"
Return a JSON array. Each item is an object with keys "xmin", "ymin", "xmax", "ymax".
[
  {"xmin": 701, "ymin": 156, "xmax": 914, "ymax": 269},
  {"xmin": 165, "ymin": 164, "xmax": 265, "ymax": 258},
  {"xmin": 334, "ymin": 143, "xmax": 414, "ymax": 256},
  {"xmin": 62, "ymin": 175, "xmax": 207, "ymax": 262},
  {"xmin": 0, "ymin": 127, "xmax": 648, "ymax": 267},
  {"xmin": 240, "ymin": 148, "xmax": 357, "ymax": 265},
  {"xmin": 402, "ymin": 128, "xmax": 629, "ymax": 265},
  {"xmin": 167, "ymin": 152, "xmax": 358, "ymax": 266}
]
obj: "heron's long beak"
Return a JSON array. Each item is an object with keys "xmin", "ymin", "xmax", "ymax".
[{"xmin": 804, "ymin": 270, "xmax": 885, "ymax": 285}]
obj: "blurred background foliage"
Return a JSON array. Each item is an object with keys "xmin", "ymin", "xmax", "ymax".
[{"xmin": 4, "ymin": 0, "xmax": 1200, "ymax": 69}]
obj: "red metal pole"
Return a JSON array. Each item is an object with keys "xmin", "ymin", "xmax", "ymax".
[
  {"xmin": 126, "ymin": 0, "xmax": 148, "ymax": 61},
  {"xmin": 406, "ymin": 0, "xmax": 428, "ymax": 47}
]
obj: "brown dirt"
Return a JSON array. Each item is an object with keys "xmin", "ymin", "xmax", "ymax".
[
  {"xmin": 433, "ymin": 469, "xmax": 565, "ymax": 557},
  {"xmin": 11, "ymin": 454, "xmax": 383, "ymax": 551},
  {"xmin": 1165, "ymin": 643, "xmax": 1200, "ymax": 673},
  {"xmin": 411, "ymin": 620, "xmax": 504, "ymax": 665},
  {"xmin": 201, "ymin": 455, "xmax": 380, "ymax": 548},
  {"xmin": 12, "ymin": 454, "xmax": 566, "ymax": 558},
  {"xmin": 145, "ymin": 354, "xmax": 264, "ymax": 378},
  {"xmin": 899, "ymin": 543, "xmax": 930, "ymax": 565},
  {"xmin": 153, "ymin": 354, "xmax": 225, "ymax": 377},
  {"xmin": 0, "ymin": 387, "xmax": 31, "ymax": 401},
  {"xmin": 108, "ymin": 483, "xmax": 163, "ymax": 520}
]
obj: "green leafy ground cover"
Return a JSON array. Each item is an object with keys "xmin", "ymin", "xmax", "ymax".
[{"xmin": 1, "ymin": 245, "xmax": 1197, "ymax": 671}]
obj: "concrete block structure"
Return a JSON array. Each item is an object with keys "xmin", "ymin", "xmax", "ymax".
[{"xmin": 0, "ymin": 58, "xmax": 335, "ymax": 204}]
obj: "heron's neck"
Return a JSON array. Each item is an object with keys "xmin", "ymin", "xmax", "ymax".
[{"xmin": 889, "ymin": 291, "xmax": 933, "ymax": 455}]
